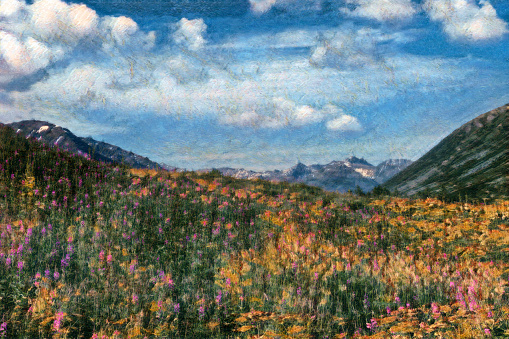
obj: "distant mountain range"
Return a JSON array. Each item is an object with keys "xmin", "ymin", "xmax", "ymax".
[
  {"xmin": 5, "ymin": 120, "xmax": 169, "ymax": 170},
  {"xmin": 3, "ymin": 120, "xmax": 413, "ymax": 193},
  {"xmin": 384, "ymin": 103, "xmax": 509, "ymax": 200},
  {"xmin": 216, "ymin": 156, "xmax": 413, "ymax": 193},
  {"xmin": 3, "ymin": 101, "xmax": 507, "ymax": 199}
]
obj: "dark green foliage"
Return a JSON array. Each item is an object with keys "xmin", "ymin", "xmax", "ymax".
[
  {"xmin": 371, "ymin": 185, "xmax": 391, "ymax": 197},
  {"xmin": 354, "ymin": 185, "xmax": 365, "ymax": 196}
]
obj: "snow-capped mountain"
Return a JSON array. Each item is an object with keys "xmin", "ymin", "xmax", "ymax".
[
  {"xmin": 6, "ymin": 120, "xmax": 167, "ymax": 170},
  {"xmin": 215, "ymin": 156, "xmax": 412, "ymax": 193}
]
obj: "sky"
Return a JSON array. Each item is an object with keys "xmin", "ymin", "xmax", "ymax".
[{"xmin": 0, "ymin": 0, "xmax": 508, "ymax": 171}]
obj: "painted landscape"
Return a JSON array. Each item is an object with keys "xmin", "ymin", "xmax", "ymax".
[
  {"xmin": 0, "ymin": 103, "xmax": 508, "ymax": 338},
  {"xmin": 1, "ymin": 0, "xmax": 509, "ymax": 337}
]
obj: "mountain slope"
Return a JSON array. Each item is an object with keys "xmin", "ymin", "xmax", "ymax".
[
  {"xmin": 7, "ymin": 120, "xmax": 165, "ymax": 169},
  {"xmin": 374, "ymin": 159, "xmax": 414, "ymax": 184},
  {"xmin": 384, "ymin": 103, "xmax": 509, "ymax": 200},
  {"xmin": 217, "ymin": 156, "xmax": 412, "ymax": 193}
]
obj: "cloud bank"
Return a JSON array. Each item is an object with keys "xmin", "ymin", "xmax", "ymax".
[
  {"xmin": 246, "ymin": 0, "xmax": 508, "ymax": 41},
  {"xmin": 0, "ymin": 0, "xmax": 155, "ymax": 86},
  {"xmin": 424, "ymin": 0, "xmax": 508, "ymax": 41},
  {"xmin": 0, "ymin": 0, "xmax": 507, "ymax": 136}
]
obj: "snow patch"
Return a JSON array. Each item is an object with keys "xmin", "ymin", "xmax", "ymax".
[
  {"xmin": 354, "ymin": 168, "xmax": 375, "ymax": 178},
  {"xmin": 37, "ymin": 126, "xmax": 50, "ymax": 133}
]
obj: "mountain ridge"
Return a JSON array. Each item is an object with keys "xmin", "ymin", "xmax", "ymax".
[
  {"xmin": 4, "ymin": 119, "xmax": 413, "ymax": 192},
  {"xmin": 6, "ymin": 120, "xmax": 167, "ymax": 170},
  {"xmin": 215, "ymin": 157, "xmax": 412, "ymax": 193},
  {"xmin": 384, "ymin": 103, "xmax": 509, "ymax": 200}
]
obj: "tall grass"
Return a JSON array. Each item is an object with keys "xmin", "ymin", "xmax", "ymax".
[{"xmin": 0, "ymin": 125, "xmax": 508, "ymax": 338}]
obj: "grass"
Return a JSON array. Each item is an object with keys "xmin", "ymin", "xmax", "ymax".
[{"xmin": 0, "ymin": 125, "xmax": 508, "ymax": 338}]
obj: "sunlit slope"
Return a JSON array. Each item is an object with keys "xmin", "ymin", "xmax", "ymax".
[{"xmin": 384, "ymin": 104, "xmax": 509, "ymax": 200}]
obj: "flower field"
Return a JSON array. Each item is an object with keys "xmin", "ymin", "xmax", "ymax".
[{"xmin": 0, "ymin": 125, "xmax": 508, "ymax": 338}]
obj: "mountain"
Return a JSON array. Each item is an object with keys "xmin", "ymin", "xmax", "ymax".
[
  {"xmin": 4, "ymin": 120, "xmax": 413, "ymax": 188},
  {"xmin": 6, "ymin": 120, "xmax": 167, "ymax": 170},
  {"xmin": 344, "ymin": 156, "xmax": 373, "ymax": 167},
  {"xmin": 216, "ymin": 156, "xmax": 412, "ymax": 193},
  {"xmin": 384, "ymin": 103, "xmax": 509, "ymax": 200},
  {"xmin": 284, "ymin": 162, "xmax": 312, "ymax": 179},
  {"xmin": 374, "ymin": 159, "xmax": 414, "ymax": 184}
]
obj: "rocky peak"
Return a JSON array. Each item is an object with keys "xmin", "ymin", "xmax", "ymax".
[{"xmin": 344, "ymin": 156, "xmax": 373, "ymax": 167}]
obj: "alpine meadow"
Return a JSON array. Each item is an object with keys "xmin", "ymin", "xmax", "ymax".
[
  {"xmin": 1, "ymin": 0, "xmax": 509, "ymax": 337},
  {"xmin": 0, "ymin": 106, "xmax": 508, "ymax": 338}
]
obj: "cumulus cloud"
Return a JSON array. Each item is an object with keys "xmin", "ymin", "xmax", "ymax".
[
  {"xmin": 0, "ymin": 0, "xmax": 155, "ymax": 87},
  {"xmin": 270, "ymin": 97, "xmax": 323, "ymax": 126},
  {"xmin": 310, "ymin": 37, "xmax": 376, "ymax": 70},
  {"xmin": 219, "ymin": 96, "xmax": 323, "ymax": 128},
  {"xmin": 326, "ymin": 114, "xmax": 363, "ymax": 132},
  {"xmin": 318, "ymin": 104, "xmax": 363, "ymax": 132},
  {"xmin": 250, "ymin": 0, "xmax": 277, "ymax": 14},
  {"xmin": 0, "ymin": 31, "xmax": 55, "ymax": 83},
  {"xmin": 0, "ymin": 0, "xmax": 491, "ymax": 137},
  {"xmin": 11, "ymin": 16, "xmax": 471, "ymax": 132},
  {"xmin": 104, "ymin": 16, "xmax": 137, "ymax": 45},
  {"xmin": 424, "ymin": 0, "xmax": 508, "ymax": 41},
  {"xmin": 309, "ymin": 28, "xmax": 389, "ymax": 69},
  {"xmin": 30, "ymin": 0, "xmax": 99, "ymax": 44},
  {"xmin": 101, "ymin": 16, "xmax": 155, "ymax": 51},
  {"xmin": 172, "ymin": 18, "xmax": 207, "ymax": 50},
  {"xmin": 342, "ymin": 0, "xmax": 417, "ymax": 21},
  {"xmin": 218, "ymin": 99, "xmax": 362, "ymax": 131},
  {"xmin": 0, "ymin": 0, "xmax": 24, "ymax": 18}
]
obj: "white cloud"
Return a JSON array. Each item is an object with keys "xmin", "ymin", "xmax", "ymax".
[
  {"xmin": 219, "ymin": 96, "xmax": 324, "ymax": 128},
  {"xmin": 173, "ymin": 18, "xmax": 207, "ymax": 51},
  {"xmin": 0, "ymin": 0, "xmax": 24, "ymax": 18},
  {"xmin": 342, "ymin": 0, "xmax": 417, "ymax": 21},
  {"xmin": 250, "ymin": 0, "xmax": 277, "ymax": 14},
  {"xmin": 249, "ymin": 0, "xmax": 322, "ymax": 15},
  {"xmin": 0, "ymin": 0, "xmax": 155, "ymax": 87},
  {"xmin": 15, "ymin": 32, "xmax": 472, "ymax": 131},
  {"xmin": 30, "ymin": 0, "xmax": 99, "ymax": 44},
  {"xmin": 0, "ymin": 5, "xmax": 484, "ymax": 137},
  {"xmin": 271, "ymin": 97, "xmax": 323, "ymax": 126},
  {"xmin": 218, "ymin": 98, "xmax": 358, "ymax": 130},
  {"xmin": 102, "ymin": 16, "xmax": 155, "ymax": 51},
  {"xmin": 326, "ymin": 114, "xmax": 363, "ymax": 131},
  {"xmin": 219, "ymin": 29, "xmax": 319, "ymax": 49},
  {"xmin": 319, "ymin": 104, "xmax": 363, "ymax": 132},
  {"xmin": 25, "ymin": 37, "xmax": 52, "ymax": 70},
  {"xmin": 0, "ymin": 31, "xmax": 30, "ymax": 73},
  {"xmin": 220, "ymin": 110, "xmax": 261, "ymax": 127},
  {"xmin": 310, "ymin": 37, "xmax": 376, "ymax": 69},
  {"xmin": 309, "ymin": 28, "xmax": 385, "ymax": 69},
  {"xmin": 68, "ymin": 4, "xmax": 99, "ymax": 38},
  {"xmin": 60, "ymin": 65, "xmax": 113, "ymax": 97},
  {"xmin": 0, "ymin": 31, "xmax": 54, "ymax": 80},
  {"xmin": 424, "ymin": 0, "xmax": 508, "ymax": 40}
]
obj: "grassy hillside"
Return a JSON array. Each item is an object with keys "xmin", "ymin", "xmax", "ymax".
[
  {"xmin": 384, "ymin": 104, "xmax": 508, "ymax": 201},
  {"xmin": 1, "ymin": 124, "xmax": 509, "ymax": 338}
]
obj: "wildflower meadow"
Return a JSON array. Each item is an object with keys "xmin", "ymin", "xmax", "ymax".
[{"xmin": 0, "ymin": 125, "xmax": 508, "ymax": 338}]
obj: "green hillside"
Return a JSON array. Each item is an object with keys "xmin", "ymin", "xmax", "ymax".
[{"xmin": 384, "ymin": 104, "xmax": 509, "ymax": 201}]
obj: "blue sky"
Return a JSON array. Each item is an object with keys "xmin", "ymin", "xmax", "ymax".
[{"xmin": 0, "ymin": 0, "xmax": 508, "ymax": 170}]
